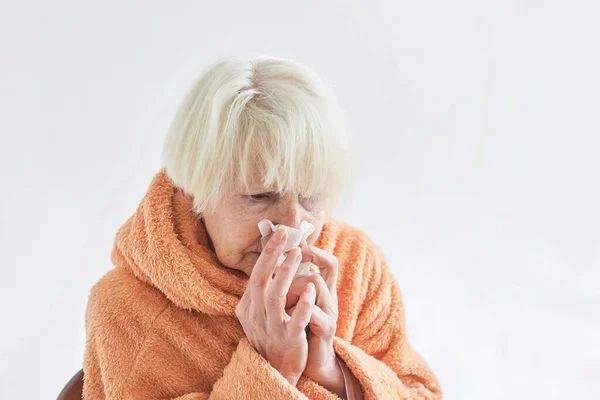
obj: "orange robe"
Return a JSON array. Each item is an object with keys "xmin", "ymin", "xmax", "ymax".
[{"xmin": 82, "ymin": 168, "xmax": 441, "ymax": 399}]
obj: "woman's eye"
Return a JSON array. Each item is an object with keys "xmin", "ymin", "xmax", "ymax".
[
  {"xmin": 249, "ymin": 194, "xmax": 270, "ymax": 201},
  {"xmin": 299, "ymin": 194, "xmax": 321, "ymax": 209}
]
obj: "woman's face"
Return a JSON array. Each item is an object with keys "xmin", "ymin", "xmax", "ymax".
[{"xmin": 202, "ymin": 178, "xmax": 327, "ymax": 276}]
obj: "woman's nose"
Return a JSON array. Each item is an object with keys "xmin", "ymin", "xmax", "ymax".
[{"xmin": 271, "ymin": 196, "xmax": 303, "ymax": 229}]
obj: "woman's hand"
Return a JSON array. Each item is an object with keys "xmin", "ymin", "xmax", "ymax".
[
  {"xmin": 286, "ymin": 245, "xmax": 346, "ymax": 397},
  {"xmin": 235, "ymin": 227, "xmax": 316, "ymax": 386}
]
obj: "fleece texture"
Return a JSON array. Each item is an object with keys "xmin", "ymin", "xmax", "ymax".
[{"xmin": 82, "ymin": 168, "xmax": 442, "ymax": 399}]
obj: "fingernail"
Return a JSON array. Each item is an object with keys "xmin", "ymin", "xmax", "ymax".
[
  {"xmin": 306, "ymin": 282, "xmax": 315, "ymax": 295},
  {"xmin": 275, "ymin": 226, "xmax": 287, "ymax": 242}
]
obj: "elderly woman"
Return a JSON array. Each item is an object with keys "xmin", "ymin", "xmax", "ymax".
[{"xmin": 82, "ymin": 57, "xmax": 441, "ymax": 399}]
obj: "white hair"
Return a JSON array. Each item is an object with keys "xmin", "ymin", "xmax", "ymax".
[{"xmin": 161, "ymin": 56, "xmax": 352, "ymax": 217}]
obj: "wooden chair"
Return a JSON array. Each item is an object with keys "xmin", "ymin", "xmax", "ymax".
[{"xmin": 57, "ymin": 369, "xmax": 84, "ymax": 400}]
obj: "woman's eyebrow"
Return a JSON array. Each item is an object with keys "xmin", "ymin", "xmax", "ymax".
[{"xmin": 253, "ymin": 189, "xmax": 279, "ymax": 194}]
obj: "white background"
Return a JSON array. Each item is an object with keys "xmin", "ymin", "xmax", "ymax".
[{"xmin": 1, "ymin": 1, "xmax": 599, "ymax": 398}]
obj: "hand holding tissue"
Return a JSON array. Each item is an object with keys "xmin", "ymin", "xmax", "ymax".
[{"xmin": 257, "ymin": 219, "xmax": 316, "ymax": 276}]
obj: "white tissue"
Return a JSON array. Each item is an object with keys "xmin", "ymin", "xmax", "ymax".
[{"xmin": 257, "ymin": 219, "xmax": 315, "ymax": 276}]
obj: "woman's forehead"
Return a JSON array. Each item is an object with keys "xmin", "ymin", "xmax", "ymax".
[
  {"xmin": 236, "ymin": 166, "xmax": 313, "ymax": 195},
  {"xmin": 236, "ymin": 172, "xmax": 274, "ymax": 192}
]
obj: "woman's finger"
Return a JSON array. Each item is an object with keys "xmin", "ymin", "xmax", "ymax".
[
  {"xmin": 299, "ymin": 246, "xmax": 338, "ymax": 299},
  {"xmin": 265, "ymin": 248, "xmax": 301, "ymax": 324},
  {"xmin": 249, "ymin": 226, "xmax": 287, "ymax": 300},
  {"xmin": 307, "ymin": 304, "xmax": 335, "ymax": 338},
  {"xmin": 289, "ymin": 283, "xmax": 316, "ymax": 336},
  {"xmin": 288, "ymin": 273, "xmax": 335, "ymax": 314}
]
